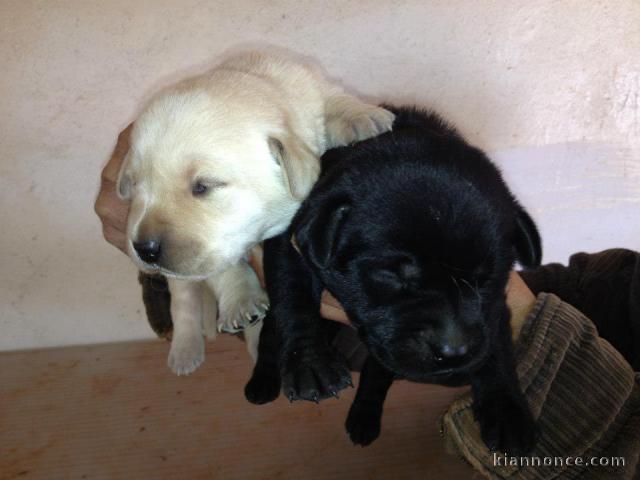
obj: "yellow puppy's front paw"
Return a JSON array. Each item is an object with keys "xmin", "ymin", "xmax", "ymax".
[
  {"xmin": 326, "ymin": 102, "xmax": 395, "ymax": 147},
  {"xmin": 218, "ymin": 290, "xmax": 269, "ymax": 334},
  {"xmin": 352, "ymin": 106, "xmax": 395, "ymax": 141}
]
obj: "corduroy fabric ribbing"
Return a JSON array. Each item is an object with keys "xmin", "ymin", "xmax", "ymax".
[
  {"xmin": 442, "ymin": 293, "xmax": 640, "ymax": 479},
  {"xmin": 521, "ymin": 249, "xmax": 640, "ymax": 370}
]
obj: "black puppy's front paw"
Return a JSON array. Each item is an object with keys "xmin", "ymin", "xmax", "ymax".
[
  {"xmin": 474, "ymin": 394, "xmax": 537, "ymax": 456},
  {"xmin": 281, "ymin": 347, "xmax": 352, "ymax": 402},
  {"xmin": 245, "ymin": 366, "xmax": 281, "ymax": 405},
  {"xmin": 345, "ymin": 401, "xmax": 382, "ymax": 446}
]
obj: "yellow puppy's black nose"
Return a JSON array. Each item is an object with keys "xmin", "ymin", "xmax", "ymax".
[{"xmin": 133, "ymin": 239, "xmax": 161, "ymax": 264}]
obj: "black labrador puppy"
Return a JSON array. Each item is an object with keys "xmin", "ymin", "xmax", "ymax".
[{"xmin": 245, "ymin": 106, "xmax": 541, "ymax": 455}]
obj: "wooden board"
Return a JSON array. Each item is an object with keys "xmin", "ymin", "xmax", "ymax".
[{"xmin": 0, "ymin": 336, "xmax": 476, "ymax": 479}]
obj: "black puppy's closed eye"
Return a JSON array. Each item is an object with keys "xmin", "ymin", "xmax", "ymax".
[
  {"xmin": 191, "ymin": 178, "xmax": 227, "ymax": 197},
  {"xmin": 369, "ymin": 262, "xmax": 422, "ymax": 291},
  {"xmin": 369, "ymin": 269, "xmax": 404, "ymax": 290}
]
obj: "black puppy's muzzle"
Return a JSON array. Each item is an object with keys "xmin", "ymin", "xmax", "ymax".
[
  {"xmin": 431, "ymin": 340, "xmax": 478, "ymax": 368},
  {"xmin": 366, "ymin": 322, "xmax": 490, "ymax": 384},
  {"xmin": 427, "ymin": 323, "xmax": 484, "ymax": 368}
]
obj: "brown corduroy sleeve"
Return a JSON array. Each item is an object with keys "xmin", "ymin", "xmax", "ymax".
[
  {"xmin": 520, "ymin": 248, "xmax": 640, "ymax": 370},
  {"xmin": 441, "ymin": 293, "xmax": 640, "ymax": 479}
]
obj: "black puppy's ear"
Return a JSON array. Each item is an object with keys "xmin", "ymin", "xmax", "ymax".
[
  {"xmin": 295, "ymin": 201, "xmax": 351, "ymax": 270},
  {"xmin": 268, "ymin": 135, "xmax": 320, "ymax": 200},
  {"xmin": 513, "ymin": 206, "xmax": 542, "ymax": 268}
]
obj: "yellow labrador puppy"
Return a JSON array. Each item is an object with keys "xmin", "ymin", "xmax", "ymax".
[{"xmin": 117, "ymin": 51, "xmax": 394, "ymax": 375}]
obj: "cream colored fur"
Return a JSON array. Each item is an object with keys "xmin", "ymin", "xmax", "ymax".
[{"xmin": 118, "ymin": 51, "xmax": 394, "ymax": 375}]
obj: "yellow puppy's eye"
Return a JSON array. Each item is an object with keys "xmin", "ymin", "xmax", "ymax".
[
  {"xmin": 191, "ymin": 178, "xmax": 227, "ymax": 197},
  {"xmin": 192, "ymin": 181, "xmax": 209, "ymax": 196}
]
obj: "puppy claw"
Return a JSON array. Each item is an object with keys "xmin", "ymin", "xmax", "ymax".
[
  {"xmin": 281, "ymin": 347, "xmax": 352, "ymax": 403},
  {"xmin": 218, "ymin": 288, "xmax": 269, "ymax": 333}
]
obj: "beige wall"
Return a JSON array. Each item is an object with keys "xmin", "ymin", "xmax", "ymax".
[{"xmin": 1, "ymin": 0, "xmax": 638, "ymax": 350}]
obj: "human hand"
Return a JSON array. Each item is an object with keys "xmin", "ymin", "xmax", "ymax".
[
  {"xmin": 505, "ymin": 271, "xmax": 536, "ymax": 340},
  {"xmin": 94, "ymin": 124, "xmax": 133, "ymax": 253}
]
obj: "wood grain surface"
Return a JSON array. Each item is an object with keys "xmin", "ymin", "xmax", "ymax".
[{"xmin": 0, "ymin": 336, "xmax": 476, "ymax": 479}]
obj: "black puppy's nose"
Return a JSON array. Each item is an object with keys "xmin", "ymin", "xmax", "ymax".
[
  {"xmin": 133, "ymin": 239, "xmax": 161, "ymax": 264},
  {"xmin": 431, "ymin": 342, "xmax": 471, "ymax": 365}
]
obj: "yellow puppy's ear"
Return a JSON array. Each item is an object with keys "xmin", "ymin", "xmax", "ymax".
[
  {"xmin": 116, "ymin": 151, "xmax": 133, "ymax": 200},
  {"xmin": 268, "ymin": 135, "xmax": 320, "ymax": 201}
]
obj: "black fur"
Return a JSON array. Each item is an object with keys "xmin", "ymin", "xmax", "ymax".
[
  {"xmin": 246, "ymin": 106, "xmax": 541, "ymax": 454},
  {"xmin": 139, "ymin": 272, "xmax": 173, "ymax": 339}
]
